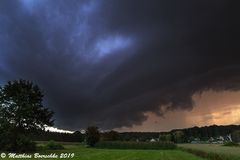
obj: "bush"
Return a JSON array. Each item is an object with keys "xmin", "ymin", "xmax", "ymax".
[
  {"xmin": 0, "ymin": 132, "xmax": 36, "ymax": 152},
  {"xmin": 15, "ymin": 135, "xmax": 36, "ymax": 152},
  {"xmin": 223, "ymin": 142, "xmax": 239, "ymax": 147},
  {"xmin": 101, "ymin": 130, "xmax": 120, "ymax": 141},
  {"xmin": 95, "ymin": 141, "xmax": 177, "ymax": 150},
  {"xmin": 46, "ymin": 140, "xmax": 64, "ymax": 150}
]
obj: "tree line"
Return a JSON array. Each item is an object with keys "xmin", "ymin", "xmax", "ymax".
[
  {"xmin": 120, "ymin": 125, "xmax": 240, "ymax": 143},
  {"xmin": 29, "ymin": 124, "xmax": 240, "ymax": 144}
]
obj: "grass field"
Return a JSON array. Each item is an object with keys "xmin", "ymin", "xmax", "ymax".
[
  {"xmin": 73, "ymin": 145, "xmax": 205, "ymax": 160},
  {"xmin": 178, "ymin": 144, "xmax": 240, "ymax": 160},
  {"xmin": 3, "ymin": 142, "xmax": 240, "ymax": 160},
  {"xmin": 2, "ymin": 142, "xmax": 206, "ymax": 160}
]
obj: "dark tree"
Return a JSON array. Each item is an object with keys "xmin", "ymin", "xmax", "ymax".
[
  {"xmin": 0, "ymin": 79, "xmax": 54, "ymax": 151},
  {"xmin": 232, "ymin": 130, "xmax": 240, "ymax": 142},
  {"xmin": 172, "ymin": 131, "xmax": 184, "ymax": 143},
  {"xmin": 73, "ymin": 131, "xmax": 85, "ymax": 142},
  {"xmin": 86, "ymin": 126, "xmax": 100, "ymax": 147},
  {"xmin": 102, "ymin": 130, "xmax": 120, "ymax": 141},
  {"xmin": 0, "ymin": 80, "xmax": 54, "ymax": 131}
]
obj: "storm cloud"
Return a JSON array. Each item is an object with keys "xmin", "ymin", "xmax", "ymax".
[{"xmin": 0, "ymin": 0, "xmax": 240, "ymax": 130}]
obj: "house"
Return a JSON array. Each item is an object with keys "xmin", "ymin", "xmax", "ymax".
[
  {"xmin": 150, "ymin": 138, "xmax": 157, "ymax": 142},
  {"xmin": 191, "ymin": 138, "xmax": 200, "ymax": 144},
  {"xmin": 226, "ymin": 134, "xmax": 232, "ymax": 142},
  {"xmin": 209, "ymin": 136, "xmax": 227, "ymax": 144},
  {"xmin": 208, "ymin": 137, "xmax": 214, "ymax": 142},
  {"xmin": 217, "ymin": 136, "xmax": 224, "ymax": 141}
]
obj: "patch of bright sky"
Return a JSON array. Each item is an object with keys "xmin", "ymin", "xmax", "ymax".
[
  {"xmin": 95, "ymin": 35, "xmax": 133, "ymax": 58},
  {"xmin": 45, "ymin": 126, "xmax": 87, "ymax": 134},
  {"xmin": 81, "ymin": 0, "xmax": 98, "ymax": 15},
  {"xmin": 116, "ymin": 91, "xmax": 240, "ymax": 132},
  {"xmin": 19, "ymin": 0, "xmax": 42, "ymax": 12},
  {"xmin": 45, "ymin": 126, "xmax": 74, "ymax": 134}
]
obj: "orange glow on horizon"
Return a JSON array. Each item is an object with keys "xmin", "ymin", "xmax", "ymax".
[{"xmin": 116, "ymin": 90, "xmax": 240, "ymax": 132}]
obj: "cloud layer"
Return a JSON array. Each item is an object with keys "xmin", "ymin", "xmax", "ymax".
[{"xmin": 0, "ymin": 0, "xmax": 240, "ymax": 130}]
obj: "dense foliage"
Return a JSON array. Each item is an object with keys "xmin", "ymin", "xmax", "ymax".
[
  {"xmin": 30, "ymin": 130, "xmax": 85, "ymax": 142},
  {"xmin": 119, "ymin": 132, "xmax": 160, "ymax": 141},
  {"xmin": 119, "ymin": 125, "xmax": 240, "ymax": 143},
  {"xmin": 0, "ymin": 132, "xmax": 36, "ymax": 152},
  {"xmin": 231, "ymin": 130, "xmax": 240, "ymax": 142},
  {"xmin": 0, "ymin": 80, "xmax": 54, "ymax": 152},
  {"xmin": 176, "ymin": 125, "xmax": 240, "ymax": 142},
  {"xmin": 86, "ymin": 126, "xmax": 100, "ymax": 147},
  {"xmin": 29, "ymin": 125, "xmax": 240, "ymax": 144},
  {"xmin": 0, "ymin": 80, "xmax": 54, "ymax": 130},
  {"xmin": 101, "ymin": 130, "xmax": 120, "ymax": 141}
]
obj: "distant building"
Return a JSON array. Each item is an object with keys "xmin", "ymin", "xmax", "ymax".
[
  {"xmin": 190, "ymin": 137, "xmax": 201, "ymax": 144},
  {"xmin": 217, "ymin": 136, "xmax": 224, "ymax": 141},
  {"xmin": 226, "ymin": 134, "xmax": 232, "ymax": 142},
  {"xmin": 208, "ymin": 137, "xmax": 214, "ymax": 142},
  {"xmin": 208, "ymin": 135, "xmax": 231, "ymax": 144},
  {"xmin": 150, "ymin": 138, "xmax": 156, "ymax": 142}
]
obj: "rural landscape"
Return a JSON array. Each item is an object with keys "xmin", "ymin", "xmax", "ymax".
[
  {"xmin": 1, "ymin": 0, "xmax": 240, "ymax": 159},
  {"xmin": 0, "ymin": 79, "xmax": 239, "ymax": 159}
]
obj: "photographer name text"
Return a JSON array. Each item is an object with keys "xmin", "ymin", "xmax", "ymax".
[{"xmin": 0, "ymin": 153, "xmax": 75, "ymax": 159}]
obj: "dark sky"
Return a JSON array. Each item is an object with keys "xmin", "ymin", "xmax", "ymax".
[{"xmin": 0, "ymin": 0, "xmax": 240, "ymax": 130}]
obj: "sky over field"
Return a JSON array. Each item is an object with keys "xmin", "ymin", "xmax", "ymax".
[{"xmin": 0, "ymin": 0, "xmax": 240, "ymax": 131}]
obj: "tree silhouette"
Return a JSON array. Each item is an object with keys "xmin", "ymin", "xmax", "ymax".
[
  {"xmin": 86, "ymin": 126, "xmax": 100, "ymax": 147},
  {"xmin": 0, "ymin": 79, "xmax": 54, "ymax": 151},
  {"xmin": 0, "ymin": 80, "xmax": 54, "ymax": 131}
]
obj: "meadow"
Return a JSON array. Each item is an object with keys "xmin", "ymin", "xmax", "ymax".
[
  {"xmin": 2, "ymin": 142, "xmax": 205, "ymax": 160},
  {"xmin": 94, "ymin": 141, "xmax": 176, "ymax": 150},
  {"xmin": 2, "ymin": 142, "xmax": 240, "ymax": 160},
  {"xmin": 178, "ymin": 144, "xmax": 240, "ymax": 160}
]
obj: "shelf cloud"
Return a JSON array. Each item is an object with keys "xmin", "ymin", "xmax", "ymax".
[{"xmin": 0, "ymin": 0, "xmax": 240, "ymax": 130}]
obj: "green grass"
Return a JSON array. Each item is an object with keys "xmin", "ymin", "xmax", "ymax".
[
  {"xmin": 178, "ymin": 144, "xmax": 240, "ymax": 160},
  {"xmin": 95, "ymin": 141, "xmax": 176, "ymax": 150},
  {"xmin": 223, "ymin": 142, "xmax": 240, "ymax": 147},
  {"xmin": 1, "ymin": 142, "xmax": 205, "ymax": 160},
  {"xmin": 76, "ymin": 146, "xmax": 204, "ymax": 160}
]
